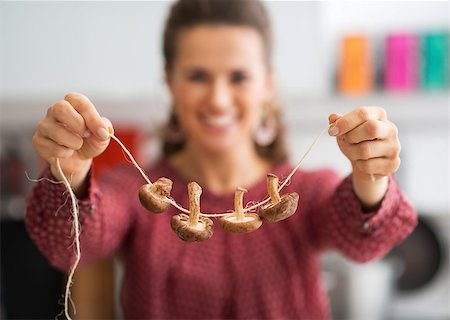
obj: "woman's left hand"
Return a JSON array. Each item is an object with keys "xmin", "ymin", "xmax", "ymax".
[{"xmin": 328, "ymin": 107, "xmax": 401, "ymax": 207}]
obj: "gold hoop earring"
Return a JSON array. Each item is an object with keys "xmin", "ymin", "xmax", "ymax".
[{"xmin": 253, "ymin": 103, "xmax": 278, "ymax": 147}]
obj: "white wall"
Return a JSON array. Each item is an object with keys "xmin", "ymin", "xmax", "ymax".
[
  {"xmin": 0, "ymin": 1, "xmax": 323, "ymax": 126},
  {"xmin": 0, "ymin": 1, "xmax": 323, "ymax": 100},
  {"xmin": 1, "ymin": 2, "xmax": 170, "ymax": 98},
  {"xmin": 2, "ymin": 1, "xmax": 448, "ymax": 117}
]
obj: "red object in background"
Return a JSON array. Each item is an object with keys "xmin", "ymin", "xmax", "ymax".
[
  {"xmin": 1, "ymin": 150, "xmax": 25, "ymax": 195},
  {"xmin": 338, "ymin": 34, "xmax": 374, "ymax": 95},
  {"xmin": 93, "ymin": 127, "xmax": 141, "ymax": 179}
]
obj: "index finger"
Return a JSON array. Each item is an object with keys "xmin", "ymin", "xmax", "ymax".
[
  {"xmin": 64, "ymin": 92, "xmax": 109, "ymax": 140},
  {"xmin": 329, "ymin": 107, "xmax": 387, "ymax": 136}
]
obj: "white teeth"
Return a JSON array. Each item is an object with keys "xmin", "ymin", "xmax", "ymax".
[{"xmin": 204, "ymin": 115, "xmax": 234, "ymax": 127}]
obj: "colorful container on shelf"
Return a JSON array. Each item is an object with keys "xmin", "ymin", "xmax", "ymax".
[
  {"xmin": 421, "ymin": 31, "xmax": 449, "ymax": 90},
  {"xmin": 337, "ymin": 34, "xmax": 374, "ymax": 95},
  {"xmin": 384, "ymin": 33, "xmax": 419, "ymax": 91}
]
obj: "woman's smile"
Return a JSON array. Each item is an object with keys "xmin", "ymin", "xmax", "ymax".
[{"xmin": 200, "ymin": 112, "xmax": 237, "ymax": 133}]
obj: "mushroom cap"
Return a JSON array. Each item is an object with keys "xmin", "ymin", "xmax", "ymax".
[
  {"xmin": 171, "ymin": 214, "xmax": 214, "ymax": 242},
  {"xmin": 138, "ymin": 177, "xmax": 173, "ymax": 213},
  {"xmin": 259, "ymin": 192, "xmax": 299, "ymax": 222},
  {"xmin": 219, "ymin": 213, "xmax": 262, "ymax": 233}
]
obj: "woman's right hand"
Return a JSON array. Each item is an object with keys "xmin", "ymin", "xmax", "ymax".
[{"xmin": 32, "ymin": 92, "xmax": 113, "ymax": 193}]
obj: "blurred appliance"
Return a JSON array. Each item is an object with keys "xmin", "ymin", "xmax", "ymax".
[
  {"xmin": 323, "ymin": 214, "xmax": 449, "ymax": 320},
  {"xmin": 386, "ymin": 214, "xmax": 449, "ymax": 319},
  {"xmin": 323, "ymin": 254, "xmax": 394, "ymax": 320}
]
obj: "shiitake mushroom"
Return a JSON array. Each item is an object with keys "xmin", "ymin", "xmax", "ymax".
[
  {"xmin": 139, "ymin": 177, "xmax": 173, "ymax": 213},
  {"xmin": 259, "ymin": 174, "xmax": 299, "ymax": 222},
  {"xmin": 219, "ymin": 187, "xmax": 262, "ymax": 233},
  {"xmin": 171, "ymin": 182, "xmax": 213, "ymax": 242}
]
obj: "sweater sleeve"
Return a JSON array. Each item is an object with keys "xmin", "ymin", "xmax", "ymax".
[
  {"xmin": 25, "ymin": 165, "xmax": 136, "ymax": 272},
  {"xmin": 307, "ymin": 171, "xmax": 417, "ymax": 263}
]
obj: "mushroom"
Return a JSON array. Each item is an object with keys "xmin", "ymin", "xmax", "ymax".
[
  {"xmin": 259, "ymin": 174, "xmax": 299, "ymax": 222},
  {"xmin": 220, "ymin": 187, "xmax": 262, "ymax": 233},
  {"xmin": 138, "ymin": 177, "xmax": 173, "ymax": 213},
  {"xmin": 171, "ymin": 182, "xmax": 214, "ymax": 242}
]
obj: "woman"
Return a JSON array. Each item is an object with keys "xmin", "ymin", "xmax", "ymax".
[{"xmin": 26, "ymin": 0, "xmax": 417, "ymax": 318}]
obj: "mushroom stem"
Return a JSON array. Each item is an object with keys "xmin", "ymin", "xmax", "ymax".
[
  {"xmin": 267, "ymin": 174, "xmax": 281, "ymax": 205},
  {"xmin": 234, "ymin": 187, "xmax": 247, "ymax": 221},
  {"xmin": 188, "ymin": 182, "xmax": 202, "ymax": 227}
]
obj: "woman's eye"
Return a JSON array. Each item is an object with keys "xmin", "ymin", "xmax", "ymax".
[
  {"xmin": 187, "ymin": 71, "xmax": 209, "ymax": 83},
  {"xmin": 230, "ymin": 71, "xmax": 248, "ymax": 84}
]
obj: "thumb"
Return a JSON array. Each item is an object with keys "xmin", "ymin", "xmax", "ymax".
[
  {"xmin": 78, "ymin": 117, "xmax": 114, "ymax": 160},
  {"xmin": 328, "ymin": 113, "xmax": 343, "ymax": 125},
  {"xmin": 101, "ymin": 117, "xmax": 114, "ymax": 136}
]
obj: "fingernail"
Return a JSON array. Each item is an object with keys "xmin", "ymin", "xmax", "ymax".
[
  {"xmin": 328, "ymin": 126, "xmax": 339, "ymax": 136},
  {"xmin": 82, "ymin": 130, "xmax": 91, "ymax": 138},
  {"xmin": 97, "ymin": 127, "xmax": 109, "ymax": 140}
]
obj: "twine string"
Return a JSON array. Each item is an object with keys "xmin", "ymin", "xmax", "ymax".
[
  {"xmin": 54, "ymin": 158, "xmax": 80, "ymax": 320},
  {"xmin": 109, "ymin": 135, "xmax": 152, "ymax": 185},
  {"xmin": 44, "ymin": 123, "xmax": 331, "ymax": 318},
  {"xmin": 109, "ymin": 124, "xmax": 330, "ymax": 216}
]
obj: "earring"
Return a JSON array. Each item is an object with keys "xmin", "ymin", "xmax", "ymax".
[
  {"xmin": 253, "ymin": 104, "xmax": 278, "ymax": 147},
  {"xmin": 164, "ymin": 108, "xmax": 185, "ymax": 144}
]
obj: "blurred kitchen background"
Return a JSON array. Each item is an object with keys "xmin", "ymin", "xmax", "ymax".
[{"xmin": 1, "ymin": 1, "xmax": 449, "ymax": 319}]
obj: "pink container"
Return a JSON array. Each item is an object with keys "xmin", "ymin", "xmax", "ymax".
[{"xmin": 384, "ymin": 33, "xmax": 418, "ymax": 91}]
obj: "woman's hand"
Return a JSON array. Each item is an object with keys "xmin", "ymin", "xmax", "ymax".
[
  {"xmin": 32, "ymin": 92, "xmax": 113, "ymax": 194},
  {"xmin": 328, "ymin": 107, "xmax": 401, "ymax": 209}
]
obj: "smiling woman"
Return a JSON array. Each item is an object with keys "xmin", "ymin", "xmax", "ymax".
[
  {"xmin": 161, "ymin": 0, "xmax": 288, "ymax": 167},
  {"xmin": 24, "ymin": 0, "xmax": 417, "ymax": 319},
  {"xmin": 169, "ymin": 25, "xmax": 271, "ymax": 147},
  {"xmin": 166, "ymin": 24, "xmax": 277, "ymax": 193}
]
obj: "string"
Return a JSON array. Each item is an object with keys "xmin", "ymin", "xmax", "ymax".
[
  {"xmin": 109, "ymin": 124, "xmax": 330, "ymax": 217},
  {"xmin": 278, "ymin": 126, "xmax": 329, "ymax": 191},
  {"xmin": 25, "ymin": 171, "xmax": 65, "ymax": 185},
  {"xmin": 44, "ymin": 123, "xmax": 330, "ymax": 317},
  {"xmin": 54, "ymin": 158, "xmax": 80, "ymax": 320},
  {"xmin": 109, "ymin": 135, "xmax": 152, "ymax": 185}
]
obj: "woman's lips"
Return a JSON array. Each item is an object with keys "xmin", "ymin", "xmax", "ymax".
[{"xmin": 201, "ymin": 114, "xmax": 235, "ymax": 133}]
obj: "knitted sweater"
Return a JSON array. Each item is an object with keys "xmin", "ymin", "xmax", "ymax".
[{"xmin": 25, "ymin": 160, "xmax": 417, "ymax": 319}]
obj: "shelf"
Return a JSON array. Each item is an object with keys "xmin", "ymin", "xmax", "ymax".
[
  {"xmin": 282, "ymin": 92, "xmax": 450, "ymax": 129},
  {"xmin": 1, "ymin": 92, "xmax": 448, "ymax": 129}
]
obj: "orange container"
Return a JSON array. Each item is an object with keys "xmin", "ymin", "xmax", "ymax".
[{"xmin": 338, "ymin": 35, "xmax": 374, "ymax": 95}]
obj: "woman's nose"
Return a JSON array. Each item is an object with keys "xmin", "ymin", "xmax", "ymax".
[{"xmin": 207, "ymin": 79, "xmax": 232, "ymax": 111}]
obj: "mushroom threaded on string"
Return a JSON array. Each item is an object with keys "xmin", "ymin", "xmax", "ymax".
[
  {"xmin": 259, "ymin": 174, "xmax": 299, "ymax": 222},
  {"xmin": 139, "ymin": 177, "xmax": 173, "ymax": 213},
  {"xmin": 171, "ymin": 182, "xmax": 214, "ymax": 242},
  {"xmin": 219, "ymin": 187, "xmax": 263, "ymax": 233}
]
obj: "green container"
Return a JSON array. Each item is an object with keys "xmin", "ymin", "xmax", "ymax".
[{"xmin": 421, "ymin": 31, "xmax": 449, "ymax": 90}]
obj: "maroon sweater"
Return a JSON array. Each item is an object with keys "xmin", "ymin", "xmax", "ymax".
[{"xmin": 25, "ymin": 161, "xmax": 417, "ymax": 319}]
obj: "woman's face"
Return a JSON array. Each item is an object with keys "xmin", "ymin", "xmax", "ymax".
[{"xmin": 167, "ymin": 25, "xmax": 274, "ymax": 155}]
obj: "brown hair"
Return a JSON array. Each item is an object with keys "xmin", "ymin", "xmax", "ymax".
[{"xmin": 161, "ymin": 0, "xmax": 288, "ymax": 164}]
